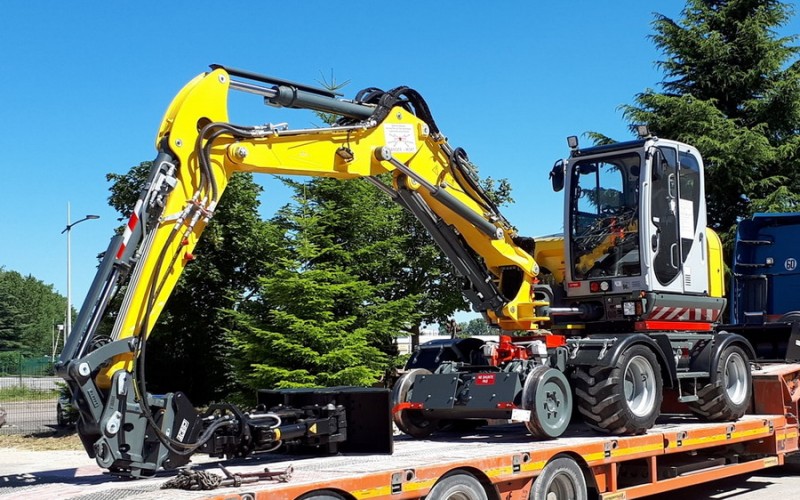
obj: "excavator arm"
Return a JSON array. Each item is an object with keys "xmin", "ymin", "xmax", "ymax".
[{"xmin": 57, "ymin": 65, "xmax": 549, "ymax": 477}]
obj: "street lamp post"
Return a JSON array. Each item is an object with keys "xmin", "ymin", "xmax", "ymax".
[{"xmin": 61, "ymin": 202, "xmax": 99, "ymax": 339}]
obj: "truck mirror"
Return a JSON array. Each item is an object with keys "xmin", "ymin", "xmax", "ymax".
[{"xmin": 550, "ymin": 160, "xmax": 565, "ymax": 192}]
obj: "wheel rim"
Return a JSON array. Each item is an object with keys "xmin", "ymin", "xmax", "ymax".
[
  {"xmin": 444, "ymin": 493, "xmax": 473, "ymax": 500},
  {"xmin": 724, "ymin": 352, "xmax": 749, "ymax": 405},
  {"xmin": 524, "ymin": 367, "xmax": 572, "ymax": 438},
  {"xmin": 624, "ymin": 355, "xmax": 656, "ymax": 418},
  {"xmin": 546, "ymin": 472, "xmax": 578, "ymax": 500}
]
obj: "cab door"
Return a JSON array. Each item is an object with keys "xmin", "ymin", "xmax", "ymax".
[
  {"xmin": 648, "ymin": 145, "xmax": 682, "ymax": 292},
  {"xmin": 647, "ymin": 144, "xmax": 708, "ymax": 295}
]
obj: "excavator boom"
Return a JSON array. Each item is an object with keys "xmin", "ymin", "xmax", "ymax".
[{"xmin": 56, "ymin": 65, "xmax": 547, "ymax": 477}]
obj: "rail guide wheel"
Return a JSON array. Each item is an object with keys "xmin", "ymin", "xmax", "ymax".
[
  {"xmin": 522, "ymin": 365, "xmax": 572, "ymax": 438},
  {"xmin": 392, "ymin": 368, "xmax": 437, "ymax": 438}
]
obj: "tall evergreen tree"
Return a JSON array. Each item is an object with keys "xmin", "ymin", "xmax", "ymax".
[
  {"xmin": 294, "ymin": 170, "xmax": 513, "ymax": 351},
  {"xmin": 226, "ymin": 193, "xmax": 410, "ymax": 390},
  {"xmin": 622, "ymin": 0, "xmax": 800, "ymax": 243}
]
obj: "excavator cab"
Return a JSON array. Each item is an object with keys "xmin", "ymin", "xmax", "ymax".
[{"xmin": 555, "ymin": 135, "xmax": 726, "ymax": 330}]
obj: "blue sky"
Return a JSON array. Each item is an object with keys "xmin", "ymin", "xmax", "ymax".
[{"xmin": 1, "ymin": 1, "xmax": 797, "ymax": 324}]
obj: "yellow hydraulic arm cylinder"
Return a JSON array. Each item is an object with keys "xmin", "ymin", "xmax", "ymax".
[{"xmin": 96, "ymin": 66, "xmax": 548, "ymax": 388}]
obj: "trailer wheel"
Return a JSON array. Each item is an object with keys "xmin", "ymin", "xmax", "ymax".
[
  {"xmin": 573, "ymin": 344, "xmax": 662, "ymax": 434},
  {"xmin": 530, "ymin": 456, "xmax": 587, "ymax": 500},
  {"xmin": 522, "ymin": 365, "xmax": 572, "ymax": 438},
  {"xmin": 687, "ymin": 345, "xmax": 752, "ymax": 421},
  {"xmin": 427, "ymin": 472, "xmax": 488, "ymax": 500},
  {"xmin": 297, "ymin": 489, "xmax": 347, "ymax": 500},
  {"xmin": 393, "ymin": 368, "xmax": 437, "ymax": 438}
]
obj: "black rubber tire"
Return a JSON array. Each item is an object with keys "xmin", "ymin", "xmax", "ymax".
[
  {"xmin": 687, "ymin": 345, "xmax": 752, "ymax": 421},
  {"xmin": 297, "ymin": 490, "xmax": 347, "ymax": 500},
  {"xmin": 427, "ymin": 472, "xmax": 488, "ymax": 500},
  {"xmin": 572, "ymin": 344, "xmax": 663, "ymax": 435},
  {"xmin": 392, "ymin": 368, "xmax": 437, "ymax": 438},
  {"xmin": 530, "ymin": 456, "xmax": 588, "ymax": 500}
]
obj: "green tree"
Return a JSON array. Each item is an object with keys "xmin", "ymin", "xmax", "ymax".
[
  {"xmin": 106, "ymin": 163, "xmax": 272, "ymax": 403},
  {"xmin": 621, "ymin": 0, "xmax": 800, "ymax": 244},
  {"xmin": 458, "ymin": 317, "xmax": 492, "ymax": 337},
  {"xmin": 295, "ymin": 171, "xmax": 513, "ymax": 352},
  {"xmin": 0, "ymin": 274, "xmax": 27, "ymax": 352},
  {"xmin": 0, "ymin": 268, "xmax": 65, "ymax": 356},
  {"xmin": 226, "ymin": 193, "xmax": 408, "ymax": 389}
]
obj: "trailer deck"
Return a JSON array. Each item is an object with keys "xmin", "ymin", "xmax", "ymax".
[
  {"xmin": 1, "ymin": 363, "xmax": 798, "ymax": 500},
  {"xmin": 0, "ymin": 414, "xmax": 794, "ymax": 500}
]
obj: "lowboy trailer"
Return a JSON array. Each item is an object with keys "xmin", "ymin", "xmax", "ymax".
[{"xmin": 183, "ymin": 364, "xmax": 800, "ymax": 500}]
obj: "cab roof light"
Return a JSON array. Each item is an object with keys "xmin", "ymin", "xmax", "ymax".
[
  {"xmin": 567, "ymin": 135, "xmax": 579, "ymax": 150},
  {"xmin": 635, "ymin": 125, "xmax": 651, "ymax": 139}
]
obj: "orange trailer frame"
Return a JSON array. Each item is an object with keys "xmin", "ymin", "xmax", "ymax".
[{"xmin": 196, "ymin": 363, "xmax": 800, "ymax": 500}]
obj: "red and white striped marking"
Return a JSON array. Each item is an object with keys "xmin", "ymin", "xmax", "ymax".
[
  {"xmin": 649, "ymin": 306, "xmax": 720, "ymax": 322},
  {"xmin": 115, "ymin": 199, "xmax": 143, "ymax": 259}
]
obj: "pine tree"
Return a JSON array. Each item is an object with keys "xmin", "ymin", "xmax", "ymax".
[
  {"xmin": 622, "ymin": 0, "xmax": 800, "ymax": 242},
  {"xmin": 227, "ymin": 194, "xmax": 401, "ymax": 389},
  {"xmin": 294, "ymin": 170, "xmax": 513, "ymax": 351}
]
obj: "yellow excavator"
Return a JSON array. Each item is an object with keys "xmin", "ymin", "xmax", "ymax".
[{"xmin": 57, "ymin": 66, "xmax": 754, "ymax": 477}]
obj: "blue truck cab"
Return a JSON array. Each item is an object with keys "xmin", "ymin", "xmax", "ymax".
[
  {"xmin": 726, "ymin": 212, "xmax": 800, "ymax": 361},
  {"xmin": 730, "ymin": 212, "xmax": 800, "ymax": 324}
]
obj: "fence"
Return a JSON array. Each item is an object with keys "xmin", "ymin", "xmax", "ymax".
[{"xmin": 0, "ymin": 354, "xmax": 62, "ymax": 435}]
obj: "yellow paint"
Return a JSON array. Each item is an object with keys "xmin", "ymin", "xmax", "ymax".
[
  {"xmin": 485, "ymin": 465, "xmax": 514, "ymax": 477},
  {"xmin": 706, "ymin": 227, "xmax": 725, "ymax": 298},
  {"xmin": 667, "ymin": 426, "xmax": 770, "ymax": 449},
  {"xmin": 584, "ymin": 442, "xmax": 664, "ymax": 463},
  {"xmin": 97, "ymin": 67, "xmax": 551, "ymax": 388},
  {"xmin": 352, "ymin": 485, "xmax": 392, "ymax": 499},
  {"xmin": 352, "ymin": 477, "xmax": 437, "ymax": 499},
  {"xmin": 521, "ymin": 460, "xmax": 548, "ymax": 473}
]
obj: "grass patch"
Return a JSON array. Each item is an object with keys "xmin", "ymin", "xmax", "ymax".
[
  {"xmin": 0, "ymin": 429, "xmax": 83, "ymax": 451},
  {"xmin": 0, "ymin": 386, "xmax": 59, "ymax": 402}
]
